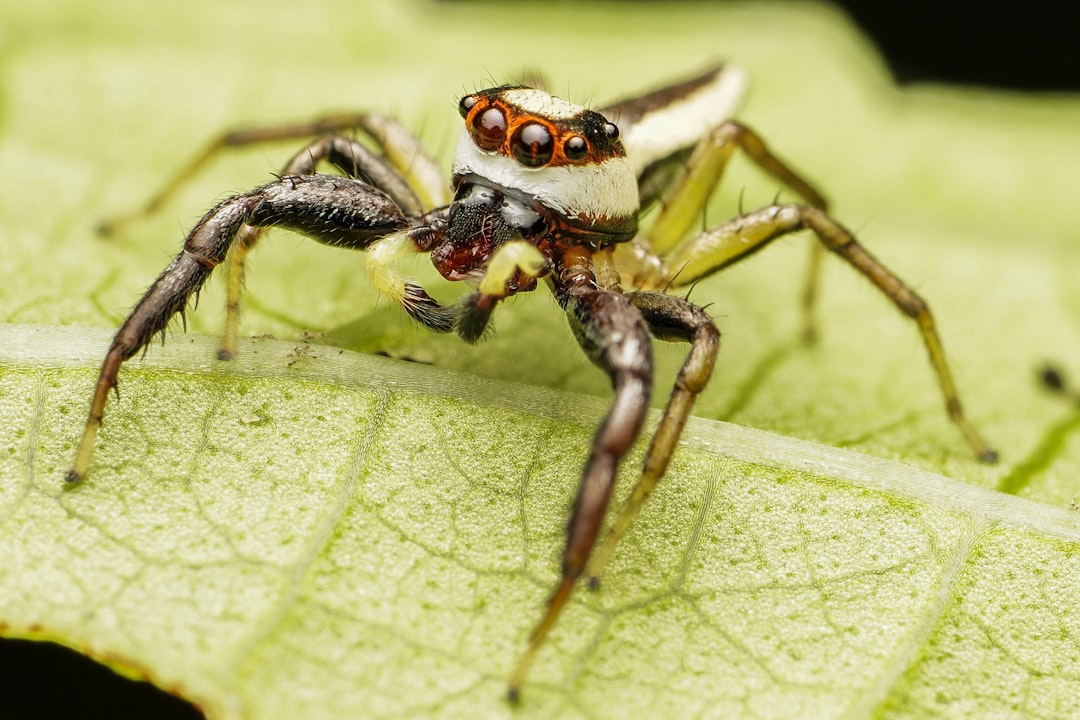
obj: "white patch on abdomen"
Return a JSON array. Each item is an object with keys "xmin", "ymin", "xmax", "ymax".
[{"xmin": 620, "ymin": 65, "xmax": 748, "ymax": 175}]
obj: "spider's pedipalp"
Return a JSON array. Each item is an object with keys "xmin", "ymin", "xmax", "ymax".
[{"xmin": 453, "ymin": 241, "xmax": 548, "ymax": 343}]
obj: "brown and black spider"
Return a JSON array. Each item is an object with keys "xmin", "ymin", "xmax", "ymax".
[{"xmin": 67, "ymin": 66, "xmax": 997, "ymax": 699}]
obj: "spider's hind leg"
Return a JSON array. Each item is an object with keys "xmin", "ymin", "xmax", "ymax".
[
  {"xmin": 655, "ymin": 203, "xmax": 997, "ymax": 463},
  {"xmin": 455, "ymin": 241, "xmax": 548, "ymax": 343},
  {"xmin": 619, "ymin": 120, "xmax": 827, "ymax": 340},
  {"xmin": 98, "ymin": 112, "xmax": 448, "ymax": 236}
]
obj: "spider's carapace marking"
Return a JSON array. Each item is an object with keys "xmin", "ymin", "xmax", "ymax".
[
  {"xmin": 71, "ymin": 65, "xmax": 998, "ymax": 703},
  {"xmin": 452, "ymin": 86, "xmax": 640, "ymax": 245}
]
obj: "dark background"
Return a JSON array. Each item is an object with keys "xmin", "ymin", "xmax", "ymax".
[
  {"xmin": 838, "ymin": 0, "xmax": 1080, "ymax": 91},
  {"xmin": 4, "ymin": 3, "xmax": 1076, "ymax": 719}
]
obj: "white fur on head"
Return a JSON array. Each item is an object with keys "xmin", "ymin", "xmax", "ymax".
[
  {"xmin": 499, "ymin": 88, "xmax": 585, "ymax": 120},
  {"xmin": 453, "ymin": 127, "xmax": 639, "ymax": 223}
]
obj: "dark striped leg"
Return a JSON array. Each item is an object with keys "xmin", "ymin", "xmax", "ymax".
[
  {"xmin": 587, "ymin": 290, "xmax": 720, "ymax": 587},
  {"xmin": 508, "ymin": 254, "xmax": 654, "ymax": 700},
  {"xmin": 217, "ymin": 134, "xmax": 425, "ymax": 359}
]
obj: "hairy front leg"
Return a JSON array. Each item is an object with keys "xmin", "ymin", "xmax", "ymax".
[
  {"xmin": 68, "ymin": 175, "xmax": 431, "ymax": 483},
  {"xmin": 218, "ymin": 134, "xmax": 425, "ymax": 359},
  {"xmin": 69, "ymin": 195, "xmax": 261, "ymax": 482}
]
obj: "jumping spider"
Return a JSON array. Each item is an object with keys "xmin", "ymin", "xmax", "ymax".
[{"xmin": 68, "ymin": 66, "xmax": 997, "ymax": 699}]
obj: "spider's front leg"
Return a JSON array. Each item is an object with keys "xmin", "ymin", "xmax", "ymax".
[
  {"xmin": 67, "ymin": 174, "xmax": 450, "ymax": 483},
  {"xmin": 508, "ymin": 248, "xmax": 654, "ymax": 700},
  {"xmin": 97, "ymin": 111, "xmax": 447, "ymax": 360},
  {"xmin": 586, "ymin": 287, "xmax": 720, "ymax": 587}
]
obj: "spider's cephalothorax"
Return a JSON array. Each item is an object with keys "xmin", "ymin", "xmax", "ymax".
[
  {"xmin": 430, "ymin": 86, "xmax": 642, "ymax": 339},
  {"xmin": 451, "ymin": 86, "xmax": 639, "ymax": 246},
  {"xmin": 71, "ymin": 66, "xmax": 997, "ymax": 701}
]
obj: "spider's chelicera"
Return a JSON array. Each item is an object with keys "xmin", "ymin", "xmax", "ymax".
[{"xmin": 69, "ymin": 67, "xmax": 997, "ymax": 699}]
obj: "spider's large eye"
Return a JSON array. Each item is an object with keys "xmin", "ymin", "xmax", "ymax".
[
  {"xmin": 458, "ymin": 95, "xmax": 477, "ymax": 118},
  {"xmin": 512, "ymin": 123, "xmax": 554, "ymax": 167},
  {"xmin": 563, "ymin": 135, "xmax": 588, "ymax": 162},
  {"xmin": 470, "ymin": 107, "xmax": 508, "ymax": 151}
]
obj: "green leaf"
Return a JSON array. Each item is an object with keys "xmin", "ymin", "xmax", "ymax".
[{"xmin": 3, "ymin": 1, "xmax": 1080, "ymax": 718}]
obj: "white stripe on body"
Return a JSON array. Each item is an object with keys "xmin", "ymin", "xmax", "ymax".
[{"xmin": 617, "ymin": 65, "xmax": 748, "ymax": 175}]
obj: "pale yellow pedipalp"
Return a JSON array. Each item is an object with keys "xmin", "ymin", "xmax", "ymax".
[
  {"xmin": 478, "ymin": 241, "xmax": 546, "ymax": 297},
  {"xmin": 364, "ymin": 232, "xmax": 421, "ymax": 303}
]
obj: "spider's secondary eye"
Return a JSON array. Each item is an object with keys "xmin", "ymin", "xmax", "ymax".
[
  {"xmin": 512, "ymin": 123, "xmax": 554, "ymax": 167},
  {"xmin": 603, "ymin": 122, "xmax": 619, "ymax": 140},
  {"xmin": 563, "ymin": 135, "xmax": 588, "ymax": 161},
  {"xmin": 470, "ymin": 107, "xmax": 508, "ymax": 151},
  {"xmin": 458, "ymin": 95, "xmax": 477, "ymax": 118}
]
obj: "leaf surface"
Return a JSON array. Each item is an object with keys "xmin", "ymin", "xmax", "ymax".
[{"xmin": 2, "ymin": 1, "xmax": 1080, "ymax": 718}]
